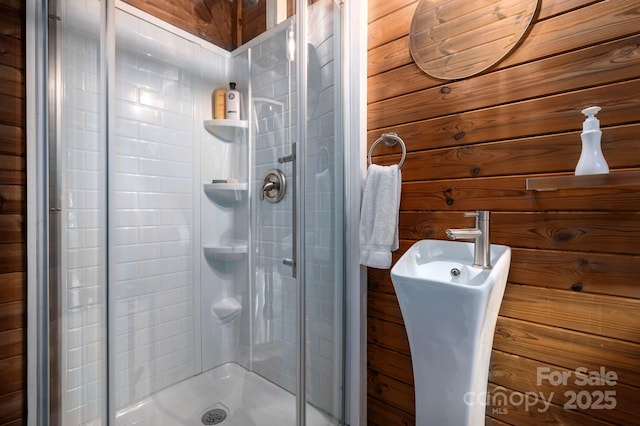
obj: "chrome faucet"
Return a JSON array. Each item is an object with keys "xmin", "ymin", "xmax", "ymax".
[{"xmin": 445, "ymin": 211, "xmax": 491, "ymax": 269}]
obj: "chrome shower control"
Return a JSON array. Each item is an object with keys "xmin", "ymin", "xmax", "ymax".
[{"xmin": 260, "ymin": 169, "xmax": 286, "ymax": 203}]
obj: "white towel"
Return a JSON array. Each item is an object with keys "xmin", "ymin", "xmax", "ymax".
[{"xmin": 359, "ymin": 164, "xmax": 401, "ymax": 269}]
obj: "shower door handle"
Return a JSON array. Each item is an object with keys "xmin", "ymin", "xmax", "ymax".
[{"xmin": 288, "ymin": 143, "xmax": 297, "ymax": 278}]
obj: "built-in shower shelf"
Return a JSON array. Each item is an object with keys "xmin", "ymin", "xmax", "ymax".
[
  {"xmin": 203, "ymin": 243, "xmax": 248, "ymax": 262},
  {"xmin": 203, "ymin": 119, "xmax": 248, "ymax": 141},
  {"xmin": 203, "ymin": 182, "xmax": 248, "ymax": 204}
]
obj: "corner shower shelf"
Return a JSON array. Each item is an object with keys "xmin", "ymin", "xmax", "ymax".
[
  {"xmin": 203, "ymin": 119, "xmax": 248, "ymax": 141},
  {"xmin": 203, "ymin": 182, "xmax": 248, "ymax": 204},
  {"xmin": 526, "ymin": 170, "xmax": 640, "ymax": 191},
  {"xmin": 203, "ymin": 243, "xmax": 248, "ymax": 262}
]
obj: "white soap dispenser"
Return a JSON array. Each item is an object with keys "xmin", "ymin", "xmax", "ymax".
[
  {"xmin": 226, "ymin": 82, "xmax": 240, "ymax": 120},
  {"xmin": 575, "ymin": 106, "xmax": 609, "ymax": 176}
]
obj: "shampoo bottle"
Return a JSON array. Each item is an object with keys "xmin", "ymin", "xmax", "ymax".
[
  {"xmin": 213, "ymin": 87, "xmax": 226, "ymax": 119},
  {"xmin": 226, "ymin": 82, "xmax": 240, "ymax": 120},
  {"xmin": 575, "ymin": 106, "xmax": 609, "ymax": 176}
]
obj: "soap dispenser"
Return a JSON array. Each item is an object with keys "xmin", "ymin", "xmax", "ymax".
[{"xmin": 575, "ymin": 106, "xmax": 609, "ymax": 176}]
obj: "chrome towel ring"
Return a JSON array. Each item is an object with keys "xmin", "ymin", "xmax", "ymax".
[{"xmin": 367, "ymin": 132, "xmax": 407, "ymax": 169}]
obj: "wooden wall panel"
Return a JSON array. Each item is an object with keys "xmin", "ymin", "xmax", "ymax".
[
  {"xmin": 240, "ymin": 0, "xmax": 267, "ymax": 45},
  {"xmin": 0, "ymin": 0, "xmax": 25, "ymax": 424},
  {"xmin": 367, "ymin": 0, "xmax": 640, "ymax": 424},
  {"xmin": 123, "ymin": 0, "xmax": 237, "ymax": 50},
  {"xmin": 489, "ymin": 350, "xmax": 640, "ymax": 425}
]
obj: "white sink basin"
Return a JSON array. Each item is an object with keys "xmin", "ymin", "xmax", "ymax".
[
  {"xmin": 391, "ymin": 239, "xmax": 508, "ymax": 287},
  {"xmin": 390, "ymin": 239, "xmax": 511, "ymax": 425}
]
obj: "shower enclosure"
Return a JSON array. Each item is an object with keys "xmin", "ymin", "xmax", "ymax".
[{"xmin": 32, "ymin": 0, "xmax": 361, "ymax": 424}]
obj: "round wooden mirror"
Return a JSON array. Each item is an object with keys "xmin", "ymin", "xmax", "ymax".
[{"xmin": 409, "ymin": 0, "xmax": 539, "ymax": 80}]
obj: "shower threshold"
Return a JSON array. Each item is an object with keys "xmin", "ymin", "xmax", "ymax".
[{"xmin": 115, "ymin": 362, "xmax": 333, "ymax": 425}]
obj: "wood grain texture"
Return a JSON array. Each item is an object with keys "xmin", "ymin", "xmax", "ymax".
[
  {"xmin": 0, "ymin": 64, "xmax": 23, "ymax": 99},
  {"xmin": 369, "ymin": 2, "xmax": 419, "ymax": 51},
  {"xmin": 0, "ymin": 154, "xmax": 24, "ymax": 185},
  {"xmin": 0, "ymin": 357, "xmax": 23, "ymax": 396},
  {"xmin": 0, "ymin": 390, "xmax": 23, "ymax": 425},
  {"xmin": 0, "ymin": 0, "xmax": 25, "ymax": 422},
  {"xmin": 369, "ymin": 77, "xmax": 640, "ymax": 134},
  {"xmin": 370, "ymin": 246, "xmax": 640, "ymax": 300},
  {"xmin": 0, "ymin": 329, "xmax": 23, "ymax": 360},
  {"xmin": 368, "ymin": 316, "xmax": 411, "ymax": 355},
  {"xmin": 409, "ymin": 0, "xmax": 538, "ymax": 80},
  {"xmin": 397, "ymin": 212, "xmax": 640, "ymax": 253},
  {"xmin": 368, "ymin": 0, "xmax": 634, "ymax": 77},
  {"xmin": 485, "ymin": 383, "xmax": 613, "ymax": 425},
  {"xmin": 367, "ymin": 0, "xmax": 640, "ymax": 423},
  {"xmin": 0, "ymin": 273, "xmax": 24, "ymax": 304},
  {"xmin": 122, "ymin": 0, "xmax": 236, "ymax": 50},
  {"xmin": 0, "ymin": 125, "xmax": 23, "ymax": 156},
  {"xmin": 368, "ymin": 290, "xmax": 403, "ymax": 324},
  {"xmin": 400, "ymin": 176, "xmax": 640, "ymax": 212},
  {"xmin": 0, "ymin": 301, "xmax": 23, "ymax": 333},
  {"xmin": 368, "ymin": 343, "xmax": 414, "ymax": 385},
  {"xmin": 370, "ymin": 33, "xmax": 640, "ymax": 106},
  {"xmin": 367, "ymin": 395, "xmax": 415, "ymax": 426},
  {"xmin": 507, "ymin": 248, "xmax": 640, "ymax": 298},
  {"xmin": 489, "ymin": 349, "xmax": 640, "ymax": 425},
  {"xmin": 500, "ymin": 284, "xmax": 640, "ymax": 342},
  {"xmin": 0, "ymin": 34, "xmax": 23, "ymax": 69},
  {"xmin": 493, "ymin": 317, "xmax": 640, "ymax": 386},
  {"xmin": 0, "ymin": 185, "xmax": 24, "ymax": 214},
  {"xmin": 372, "ymin": 125, "xmax": 640, "ymax": 180},
  {"xmin": 368, "ymin": 369, "xmax": 415, "ymax": 414},
  {"xmin": 0, "ymin": 215, "xmax": 23, "ymax": 244},
  {"xmin": 368, "ymin": 0, "xmax": 417, "ymax": 23},
  {"xmin": 241, "ymin": 0, "xmax": 266, "ymax": 45}
]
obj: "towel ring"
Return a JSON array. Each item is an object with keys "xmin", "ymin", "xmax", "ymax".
[{"xmin": 367, "ymin": 132, "xmax": 407, "ymax": 169}]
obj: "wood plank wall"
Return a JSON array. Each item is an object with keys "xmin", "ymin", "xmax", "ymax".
[
  {"xmin": 0, "ymin": 0, "xmax": 26, "ymax": 424},
  {"xmin": 367, "ymin": 0, "xmax": 640, "ymax": 424},
  {"xmin": 123, "ymin": 0, "xmax": 237, "ymax": 50},
  {"xmin": 121, "ymin": 0, "xmax": 293, "ymax": 50}
]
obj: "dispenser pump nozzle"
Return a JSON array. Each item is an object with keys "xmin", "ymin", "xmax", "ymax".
[{"xmin": 581, "ymin": 106, "xmax": 601, "ymax": 132}]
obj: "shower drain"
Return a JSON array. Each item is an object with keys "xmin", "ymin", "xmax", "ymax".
[{"xmin": 201, "ymin": 408, "xmax": 227, "ymax": 425}]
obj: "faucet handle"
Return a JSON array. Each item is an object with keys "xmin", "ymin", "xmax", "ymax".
[{"xmin": 463, "ymin": 212, "xmax": 479, "ymax": 218}]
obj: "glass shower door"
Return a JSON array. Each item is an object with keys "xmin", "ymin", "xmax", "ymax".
[
  {"xmin": 51, "ymin": 0, "xmax": 348, "ymax": 423},
  {"xmin": 302, "ymin": 0, "xmax": 345, "ymax": 423},
  {"xmin": 250, "ymin": 0, "xmax": 346, "ymax": 420}
]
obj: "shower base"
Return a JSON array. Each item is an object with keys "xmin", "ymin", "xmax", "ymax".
[{"xmin": 116, "ymin": 362, "xmax": 332, "ymax": 425}]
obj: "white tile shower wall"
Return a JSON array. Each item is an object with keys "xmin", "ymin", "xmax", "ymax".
[
  {"xmin": 305, "ymin": 0, "xmax": 341, "ymax": 415},
  {"xmin": 251, "ymin": 27, "xmax": 298, "ymax": 394},
  {"xmin": 112, "ymin": 10, "xmax": 198, "ymax": 409},
  {"xmin": 199, "ymin": 49, "xmax": 252, "ymax": 372},
  {"xmin": 61, "ymin": 0, "xmax": 106, "ymax": 423}
]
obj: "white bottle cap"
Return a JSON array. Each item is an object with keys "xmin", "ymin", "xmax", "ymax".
[{"xmin": 581, "ymin": 106, "xmax": 601, "ymax": 132}]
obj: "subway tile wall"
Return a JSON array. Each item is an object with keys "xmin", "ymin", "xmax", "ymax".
[
  {"xmin": 61, "ymin": 0, "xmax": 106, "ymax": 423},
  {"xmin": 111, "ymin": 10, "xmax": 198, "ymax": 409},
  {"xmin": 305, "ymin": 0, "xmax": 342, "ymax": 416},
  {"xmin": 200, "ymin": 51, "xmax": 251, "ymax": 372},
  {"xmin": 251, "ymin": 26, "xmax": 298, "ymax": 396},
  {"xmin": 60, "ymin": 1, "xmax": 339, "ymax": 422},
  {"xmin": 60, "ymin": 2, "xmax": 230, "ymax": 420}
]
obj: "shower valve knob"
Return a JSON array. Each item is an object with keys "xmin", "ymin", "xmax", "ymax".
[{"xmin": 260, "ymin": 169, "xmax": 286, "ymax": 203}]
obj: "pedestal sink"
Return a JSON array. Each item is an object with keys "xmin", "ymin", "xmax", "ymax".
[{"xmin": 390, "ymin": 239, "xmax": 511, "ymax": 425}]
